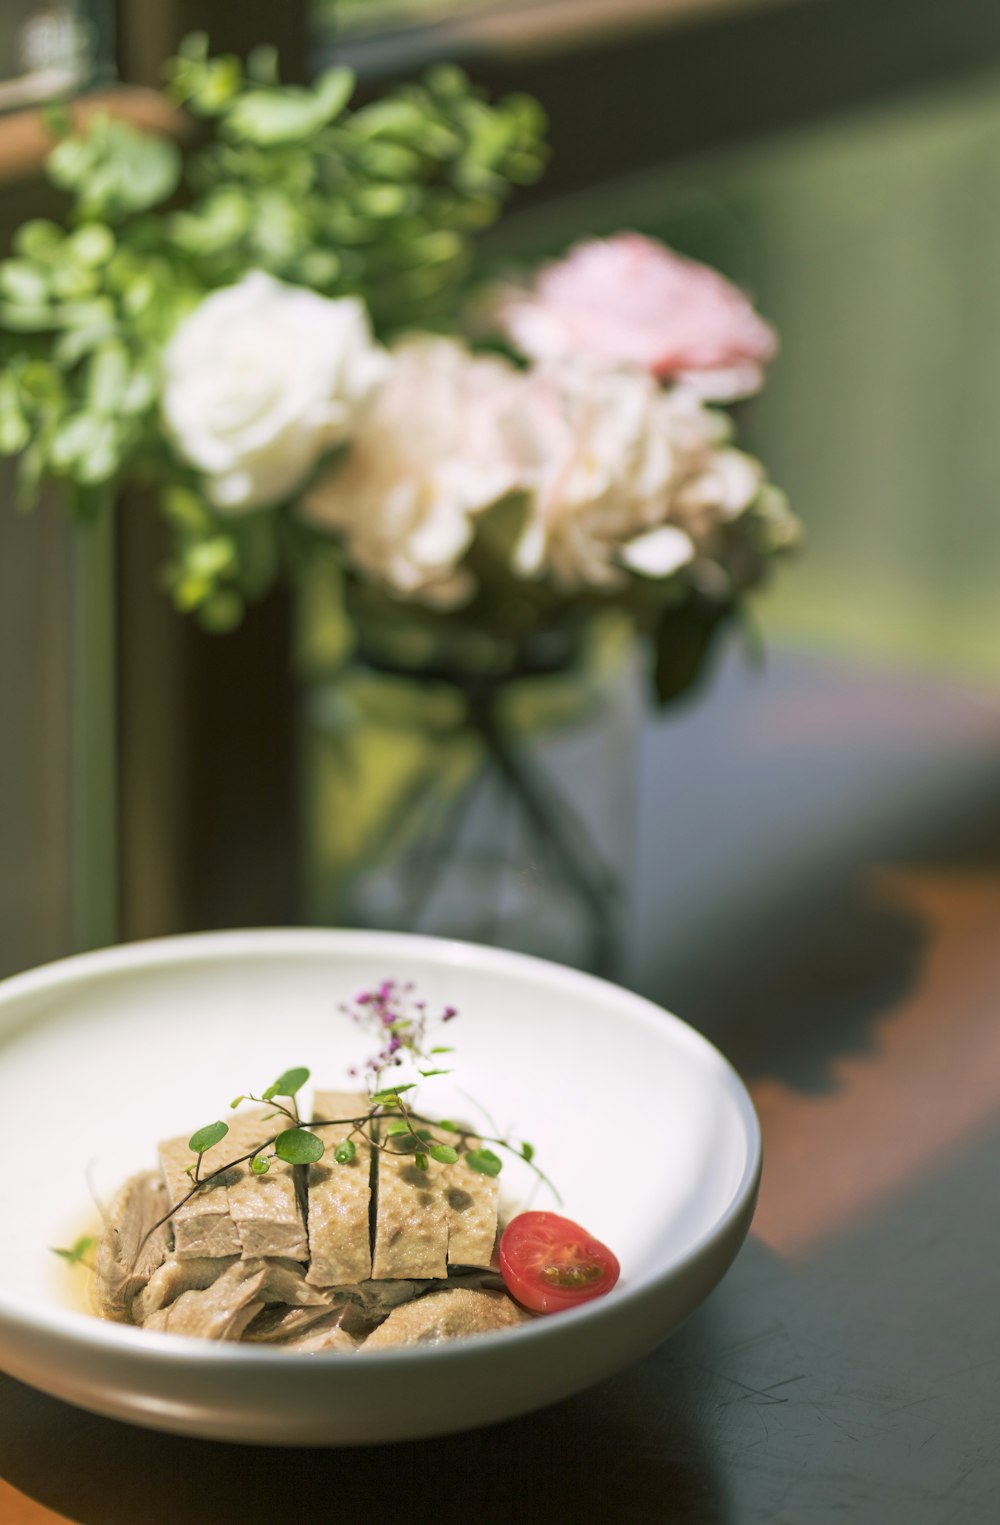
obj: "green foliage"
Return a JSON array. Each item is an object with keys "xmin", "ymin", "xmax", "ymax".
[
  {"xmin": 652, "ymin": 599, "xmax": 731, "ymax": 707},
  {"xmin": 333, "ymin": 1139, "xmax": 356, "ymax": 1164},
  {"xmin": 273, "ymin": 1127, "xmax": 326, "ymax": 1165},
  {"xmin": 47, "ymin": 117, "xmax": 182, "ymax": 222},
  {"xmin": 188, "ymin": 1120, "xmax": 229, "ymax": 1154},
  {"xmin": 161, "ymin": 50, "xmax": 545, "ymax": 330},
  {"xmin": 264, "ymin": 1066, "xmax": 311, "ymax": 1100},
  {"xmin": 464, "ymin": 1147, "xmax": 503, "ymax": 1178},
  {"xmin": 0, "ymin": 33, "xmax": 547, "ymax": 629},
  {"xmin": 370, "ymin": 1083, "xmax": 416, "ymax": 1104},
  {"xmin": 51, "ymin": 1234, "xmax": 96, "ymax": 1266}
]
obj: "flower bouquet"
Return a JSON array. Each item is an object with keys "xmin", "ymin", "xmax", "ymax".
[{"xmin": 0, "ymin": 37, "xmax": 800, "ymax": 969}]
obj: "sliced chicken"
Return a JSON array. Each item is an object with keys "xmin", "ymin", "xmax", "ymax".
[
  {"xmin": 371, "ymin": 1141, "xmax": 449, "ymax": 1281},
  {"xmin": 363, "ymin": 1288, "xmax": 528, "ymax": 1349},
  {"xmin": 444, "ymin": 1137, "xmax": 499, "ymax": 1269},
  {"xmin": 159, "ymin": 1105, "xmax": 308, "ymax": 1261},
  {"xmin": 133, "ymin": 1255, "xmax": 237, "ymax": 1321},
  {"xmin": 94, "ymin": 1170, "xmax": 171, "ymax": 1322},
  {"xmin": 305, "ymin": 1090, "xmax": 372, "ymax": 1287},
  {"xmin": 142, "ymin": 1258, "xmax": 268, "ymax": 1341},
  {"xmin": 268, "ymin": 1307, "xmax": 360, "ymax": 1354}
]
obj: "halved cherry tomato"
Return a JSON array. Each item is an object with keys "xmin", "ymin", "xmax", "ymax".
[{"xmin": 499, "ymin": 1211, "xmax": 620, "ymax": 1314}]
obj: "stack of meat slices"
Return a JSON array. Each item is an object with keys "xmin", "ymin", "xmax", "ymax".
[{"xmin": 95, "ymin": 1092, "xmax": 527, "ymax": 1350}]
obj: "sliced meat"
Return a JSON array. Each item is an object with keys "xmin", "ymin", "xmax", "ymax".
[
  {"xmin": 362, "ymin": 1288, "xmax": 529, "ymax": 1350},
  {"xmin": 225, "ymin": 1107, "xmax": 309, "ymax": 1260},
  {"xmin": 444, "ymin": 1141, "xmax": 499, "ymax": 1269},
  {"xmin": 142, "ymin": 1258, "xmax": 268, "ymax": 1340},
  {"xmin": 94, "ymin": 1170, "xmax": 171, "ymax": 1322},
  {"xmin": 305, "ymin": 1090, "xmax": 372, "ymax": 1287},
  {"xmin": 256, "ymin": 1258, "xmax": 332, "ymax": 1307},
  {"xmin": 343, "ymin": 1278, "xmax": 424, "ymax": 1320},
  {"xmin": 371, "ymin": 1140, "xmax": 448, "ymax": 1281},
  {"xmin": 133, "ymin": 1255, "xmax": 237, "ymax": 1321},
  {"xmin": 277, "ymin": 1308, "xmax": 359, "ymax": 1354},
  {"xmin": 244, "ymin": 1302, "xmax": 345, "ymax": 1344},
  {"xmin": 159, "ymin": 1105, "xmax": 308, "ymax": 1261},
  {"xmin": 158, "ymin": 1134, "xmax": 240, "ymax": 1259}
]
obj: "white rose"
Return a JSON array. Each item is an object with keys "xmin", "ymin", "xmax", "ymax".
[
  {"xmin": 162, "ymin": 271, "xmax": 387, "ymax": 513},
  {"xmin": 304, "ymin": 337, "xmax": 523, "ymax": 607}
]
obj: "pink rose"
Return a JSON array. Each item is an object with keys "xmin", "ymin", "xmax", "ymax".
[{"xmin": 493, "ymin": 233, "xmax": 776, "ymax": 400}]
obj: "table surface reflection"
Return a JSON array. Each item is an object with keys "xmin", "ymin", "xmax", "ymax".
[{"xmin": 4, "ymin": 647, "xmax": 999, "ymax": 1524}]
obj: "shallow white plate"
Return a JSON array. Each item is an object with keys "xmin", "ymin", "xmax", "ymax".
[{"xmin": 0, "ymin": 929, "xmax": 759, "ymax": 1446}]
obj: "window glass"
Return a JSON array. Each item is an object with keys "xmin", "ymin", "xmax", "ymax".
[
  {"xmin": 320, "ymin": 0, "xmax": 502, "ymax": 34},
  {"xmin": 0, "ymin": 0, "xmax": 112, "ymax": 112}
]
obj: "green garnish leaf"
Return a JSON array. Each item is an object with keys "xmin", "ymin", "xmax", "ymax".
[
  {"xmin": 273, "ymin": 1128, "xmax": 324, "ymax": 1165},
  {"xmin": 521, "ymin": 1141, "xmax": 535, "ymax": 1163},
  {"xmin": 414, "ymin": 1151, "xmax": 429, "ymax": 1171},
  {"xmin": 429, "ymin": 1046, "xmax": 454, "ymax": 1055},
  {"xmin": 437, "ymin": 1119, "xmax": 462, "ymax": 1133},
  {"xmin": 429, "ymin": 1144, "xmax": 459, "ymax": 1165},
  {"xmin": 269, "ymin": 1066, "xmax": 310, "ymax": 1098},
  {"xmin": 229, "ymin": 1095, "xmax": 246, "ymax": 1110},
  {"xmin": 371, "ymin": 1083, "xmax": 416, "ymax": 1104},
  {"xmin": 333, "ymin": 1140, "xmax": 356, "ymax": 1164},
  {"xmin": 250, "ymin": 1154, "xmax": 270, "ymax": 1175},
  {"xmin": 465, "ymin": 1147, "xmax": 503, "ymax": 1178},
  {"xmin": 385, "ymin": 1120, "xmax": 411, "ymax": 1137},
  {"xmin": 188, "ymin": 1120, "xmax": 228, "ymax": 1155},
  {"xmin": 418, "ymin": 1068, "xmax": 451, "ymax": 1078},
  {"xmin": 51, "ymin": 1234, "xmax": 95, "ymax": 1266}
]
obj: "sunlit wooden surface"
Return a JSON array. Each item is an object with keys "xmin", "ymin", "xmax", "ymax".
[{"xmin": 2, "ymin": 647, "xmax": 998, "ymax": 1522}]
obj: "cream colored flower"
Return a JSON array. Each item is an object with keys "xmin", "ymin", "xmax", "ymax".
[
  {"xmin": 504, "ymin": 365, "xmax": 745, "ymax": 589},
  {"xmin": 304, "ymin": 336, "xmax": 523, "ymax": 607},
  {"xmin": 162, "ymin": 271, "xmax": 386, "ymax": 512}
]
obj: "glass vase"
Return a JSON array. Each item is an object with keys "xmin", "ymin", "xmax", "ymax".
[{"xmin": 299, "ymin": 614, "xmax": 640, "ymax": 977}]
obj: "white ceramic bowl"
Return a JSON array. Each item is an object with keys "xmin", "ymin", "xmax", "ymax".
[{"xmin": 0, "ymin": 929, "xmax": 760, "ymax": 1446}]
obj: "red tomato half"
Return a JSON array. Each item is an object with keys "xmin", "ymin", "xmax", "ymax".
[{"xmin": 499, "ymin": 1211, "xmax": 620, "ymax": 1314}]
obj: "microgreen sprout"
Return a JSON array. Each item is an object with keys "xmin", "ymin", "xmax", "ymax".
[
  {"xmin": 122, "ymin": 981, "xmax": 559, "ymax": 1253},
  {"xmin": 51, "ymin": 1234, "xmax": 96, "ymax": 1267}
]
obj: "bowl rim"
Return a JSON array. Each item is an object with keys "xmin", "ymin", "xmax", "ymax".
[{"xmin": 0, "ymin": 927, "xmax": 762, "ymax": 1372}]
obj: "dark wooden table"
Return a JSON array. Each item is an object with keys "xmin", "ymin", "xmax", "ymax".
[{"xmin": 3, "ymin": 649, "xmax": 999, "ymax": 1523}]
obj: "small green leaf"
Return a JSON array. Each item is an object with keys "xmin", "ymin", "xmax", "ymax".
[
  {"xmin": 418, "ymin": 1068, "xmax": 451, "ymax": 1078},
  {"xmin": 465, "ymin": 1148, "xmax": 503, "ymax": 1178},
  {"xmin": 0, "ymin": 260, "xmax": 49, "ymax": 305},
  {"xmin": 87, "ymin": 343, "xmax": 130, "ymax": 413},
  {"xmin": 67, "ymin": 224, "xmax": 115, "ymax": 268},
  {"xmin": 229, "ymin": 1095, "xmax": 246, "ymax": 1110},
  {"xmin": 521, "ymin": 1141, "xmax": 535, "ymax": 1163},
  {"xmin": 250, "ymin": 1154, "xmax": 270, "ymax": 1175},
  {"xmin": 429, "ymin": 1046, "xmax": 454, "ymax": 1055},
  {"xmin": 384, "ymin": 1121, "xmax": 411, "ymax": 1137},
  {"xmin": 188, "ymin": 1120, "xmax": 228, "ymax": 1155},
  {"xmin": 429, "ymin": 1144, "xmax": 459, "ymax": 1165},
  {"xmin": 333, "ymin": 1140, "xmax": 356, "ymax": 1164},
  {"xmin": 371, "ymin": 1084, "xmax": 416, "ymax": 1104},
  {"xmin": 414, "ymin": 1152, "xmax": 429, "ymax": 1172},
  {"xmin": 437, "ymin": 1119, "xmax": 462, "ymax": 1133},
  {"xmin": 269, "ymin": 1066, "xmax": 310, "ymax": 1098},
  {"xmin": 51, "ymin": 1234, "xmax": 95, "ymax": 1266},
  {"xmin": 273, "ymin": 1128, "xmax": 325, "ymax": 1165}
]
